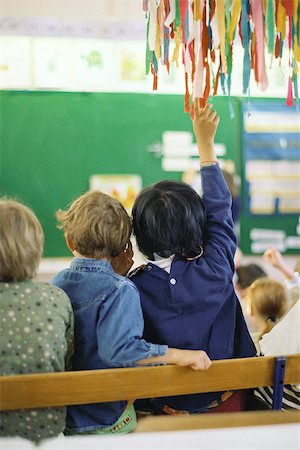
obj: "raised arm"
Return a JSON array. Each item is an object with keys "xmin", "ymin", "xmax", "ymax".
[
  {"xmin": 264, "ymin": 246, "xmax": 295, "ymax": 280},
  {"xmin": 192, "ymin": 100, "xmax": 237, "ymax": 266},
  {"xmin": 193, "ymin": 101, "xmax": 219, "ymax": 163}
]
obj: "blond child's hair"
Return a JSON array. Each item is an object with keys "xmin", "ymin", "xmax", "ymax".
[
  {"xmin": 0, "ymin": 198, "xmax": 44, "ymax": 281},
  {"xmin": 56, "ymin": 191, "xmax": 132, "ymax": 260},
  {"xmin": 247, "ymin": 277, "xmax": 288, "ymax": 338}
]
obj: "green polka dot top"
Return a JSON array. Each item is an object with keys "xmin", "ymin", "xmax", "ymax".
[{"xmin": 0, "ymin": 280, "xmax": 74, "ymax": 442}]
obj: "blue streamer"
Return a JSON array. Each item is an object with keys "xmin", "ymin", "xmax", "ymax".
[
  {"xmin": 220, "ymin": 72, "xmax": 227, "ymax": 95},
  {"xmin": 163, "ymin": 26, "xmax": 170, "ymax": 66},
  {"xmin": 227, "ymin": 74, "xmax": 234, "ymax": 119},
  {"xmin": 152, "ymin": 52, "xmax": 158, "ymax": 74},
  {"xmin": 184, "ymin": 5, "xmax": 189, "ymax": 43},
  {"xmin": 242, "ymin": 0, "xmax": 251, "ymax": 94},
  {"xmin": 279, "ymin": 36, "xmax": 284, "ymax": 58}
]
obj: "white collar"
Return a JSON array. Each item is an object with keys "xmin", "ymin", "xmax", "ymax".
[{"xmin": 147, "ymin": 253, "xmax": 175, "ymax": 274}]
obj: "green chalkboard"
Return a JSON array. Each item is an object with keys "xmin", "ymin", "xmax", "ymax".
[
  {"xmin": 0, "ymin": 91, "xmax": 243, "ymax": 256},
  {"xmin": 1, "ymin": 91, "xmax": 297, "ymax": 256}
]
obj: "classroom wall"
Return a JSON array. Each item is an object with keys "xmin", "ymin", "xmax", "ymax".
[
  {"xmin": 0, "ymin": 91, "xmax": 243, "ymax": 256},
  {"xmin": 1, "ymin": 91, "xmax": 297, "ymax": 257}
]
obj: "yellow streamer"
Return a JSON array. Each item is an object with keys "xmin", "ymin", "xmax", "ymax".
[
  {"xmin": 276, "ymin": 1, "xmax": 286, "ymax": 41},
  {"xmin": 293, "ymin": 0, "xmax": 298, "ymax": 30},
  {"xmin": 228, "ymin": 0, "xmax": 241, "ymax": 43},
  {"xmin": 194, "ymin": 0, "xmax": 201, "ymax": 21},
  {"xmin": 294, "ymin": 41, "xmax": 300, "ymax": 63},
  {"xmin": 172, "ymin": 27, "xmax": 182, "ymax": 67},
  {"xmin": 155, "ymin": 1, "xmax": 162, "ymax": 60},
  {"xmin": 216, "ymin": 0, "xmax": 227, "ymax": 73}
]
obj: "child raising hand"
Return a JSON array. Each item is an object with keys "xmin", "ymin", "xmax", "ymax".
[{"xmin": 130, "ymin": 101, "xmax": 256, "ymax": 415}]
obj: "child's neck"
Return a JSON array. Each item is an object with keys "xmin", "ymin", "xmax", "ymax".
[{"xmin": 72, "ymin": 250, "xmax": 111, "ymax": 262}]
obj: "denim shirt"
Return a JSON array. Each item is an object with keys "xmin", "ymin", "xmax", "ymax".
[{"xmin": 52, "ymin": 258, "xmax": 167, "ymax": 431}]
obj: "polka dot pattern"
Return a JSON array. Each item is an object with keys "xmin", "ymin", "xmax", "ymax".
[{"xmin": 0, "ymin": 280, "xmax": 74, "ymax": 442}]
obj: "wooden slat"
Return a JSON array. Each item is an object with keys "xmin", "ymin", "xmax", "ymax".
[
  {"xmin": 1, "ymin": 354, "xmax": 300, "ymax": 411},
  {"xmin": 135, "ymin": 410, "xmax": 300, "ymax": 432}
]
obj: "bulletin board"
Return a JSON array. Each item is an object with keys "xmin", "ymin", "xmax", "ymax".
[{"xmin": 241, "ymin": 101, "xmax": 300, "ymax": 255}]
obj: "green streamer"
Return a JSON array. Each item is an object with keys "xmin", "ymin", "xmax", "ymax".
[
  {"xmin": 267, "ymin": 0, "xmax": 275, "ymax": 54},
  {"xmin": 175, "ymin": 0, "xmax": 181, "ymax": 29}
]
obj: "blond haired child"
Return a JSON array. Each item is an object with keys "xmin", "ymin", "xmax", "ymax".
[
  {"xmin": 0, "ymin": 198, "xmax": 74, "ymax": 442},
  {"xmin": 246, "ymin": 277, "xmax": 289, "ymax": 353},
  {"xmin": 52, "ymin": 190, "xmax": 211, "ymax": 436}
]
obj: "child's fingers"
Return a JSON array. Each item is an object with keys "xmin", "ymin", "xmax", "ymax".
[
  {"xmin": 208, "ymin": 109, "xmax": 217, "ymax": 120},
  {"xmin": 193, "ymin": 98, "xmax": 201, "ymax": 117},
  {"xmin": 213, "ymin": 115, "xmax": 220, "ymax": 125},
  {"xmin": 191, "ymin": 351, "xmax": 211, "ymax": 371},
  {"xmin": 201, "ymin": 103, "xmax": 213, "ymax": 119}
]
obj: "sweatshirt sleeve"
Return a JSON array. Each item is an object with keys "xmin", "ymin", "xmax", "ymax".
[
  {"xmin": 96, "ymin": 280, "xmax": 168, "ymax": 367},
  {"xmin": 201, "ymin": 164, "xmax": 237, "ymax": 270}
]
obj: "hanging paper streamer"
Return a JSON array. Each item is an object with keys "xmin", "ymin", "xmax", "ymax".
[{"xmin": 144, "ymin": 0, "xmax": 299, "ymax": 112}]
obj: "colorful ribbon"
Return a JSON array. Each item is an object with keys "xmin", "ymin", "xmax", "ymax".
[{"xmin": 144, "ymin": 0, "xmax": 299, "ymax": 110}]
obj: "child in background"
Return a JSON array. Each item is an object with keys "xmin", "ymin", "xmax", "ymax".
[
  {"xmin": 254, "ymin": 300, "xmax": 300, "ymax": 410},
  {"xmin": 0, "ymin": 199, "xmax": 74, "ymax": 443},
  {"xmin": 130, "ymin": 102, "xmax": 256, "ymax": 415},
  {"xmin": 52, "ymin": 191, "xmax": 211, "ymax": 436},
  {"xmin": 246, "ymin": 277, "xmax": 289, "ymax": 353},
  {"xmin": 234, "ymin": 263, "xmax": 267, "ymax": 331},
  {"xmin": 264, "ymin": 246, "xmax": 300, "ymax": 306},
  {"xmin": 235, "ymin": 263, "xmax": 267, "ymax": 301}
]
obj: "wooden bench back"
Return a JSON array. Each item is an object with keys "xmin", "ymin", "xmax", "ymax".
[
  {"xmin": 135, "ymin": 410, "xmax": 300, "ymax": 432},
  {"xmin": 1, "ymin": 354, "xmax": 300, "ymax": 411}
]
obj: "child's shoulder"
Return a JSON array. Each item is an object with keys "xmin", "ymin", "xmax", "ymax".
[
  {"xmin": 128, "ymin": 264, "xmax": 147, "ymax": 279},
  {"xmin": 35, "ymin": 281, "xmax": 72, "ymax": 303}
]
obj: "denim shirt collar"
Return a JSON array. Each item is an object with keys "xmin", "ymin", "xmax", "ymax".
[{"xmin": 70, "ymin": 257, "xmax": 113, "ymax": 272}]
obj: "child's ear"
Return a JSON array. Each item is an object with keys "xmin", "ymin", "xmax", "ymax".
[{"xmin": 65, "ymin": 232, "xmax": 75, "ymax": 253}]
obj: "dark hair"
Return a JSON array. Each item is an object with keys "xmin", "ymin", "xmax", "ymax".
[
  {"xmin": 132, "ymin": 180, "xmax": 206, "ymax": 259},
  {"xmin": 235, "ymin": 264, "xmax": 267, "ymax": 290}
]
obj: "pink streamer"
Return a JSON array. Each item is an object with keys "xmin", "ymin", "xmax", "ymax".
[
  {"xmin": 143, "ymin": 0, "xmax": 148, "ymax": 13},
  {"xmin": 286, "ymin": 77, "xmax": 294, "ymax": 106},
  {"xmin": 193, "ymin": 22, "xmax": 204, "ymax": 100},
  {"xmin": 251, "ymin": 0, "xmax": 268, "ymax": 91},
  {"xmin": 286, "ymin": 16, "xmax": 293, "ymax": 106}
]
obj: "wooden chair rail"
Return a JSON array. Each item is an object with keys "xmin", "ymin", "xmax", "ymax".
[
  {"xmin": 1, "ymin": 354, "xmax": 300, "ymax": 411},
  {"xmin": 135, "ymin": 410, "xmax": 300, "ymax": 432}
]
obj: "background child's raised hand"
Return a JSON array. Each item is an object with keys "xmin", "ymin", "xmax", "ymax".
[
  {"xmin": 264, "ymin": 246, "xmax": 295, "ymax": 281},
  {"xmin": 264, "ymin": 246, "xmax": 285, "ymax": 270},
  {"xmin": 192, "ymin": 100, "xmax": 220, "ymax": 162}
]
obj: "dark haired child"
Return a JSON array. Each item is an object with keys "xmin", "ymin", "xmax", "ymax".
[
  {"xmin": 52, "ymin": 190, "xmax": 211, "ymax": 436},
  {"xmin": 235, "ymin": 263, "xmax": 267, "ymax": 301},
  {"xmin": 234, "ymin": 263, "xmax": 267, "ymax": 331},
  {"xmin": 130, "ymin": 101, "xmax": 256, "ymax": 415}
]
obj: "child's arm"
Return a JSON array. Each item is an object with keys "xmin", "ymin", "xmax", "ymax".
[
  {"xmin": 193, "ymin": 101, "xmax": 219, "ymax": 163},
  {"xmin": 137, "ymin": 348, "xmax": 211, "ymax": 370},
  {"xmin": 97, "ymin": 282, "xmax": 211, "ymax": 371},
  {"xmin": 193, "ymin": 100, "xmax": 237, "ymax": 269},
  {"xmin": 264, "ymin": 246, "xmax": 295, "ymax": 280}
]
